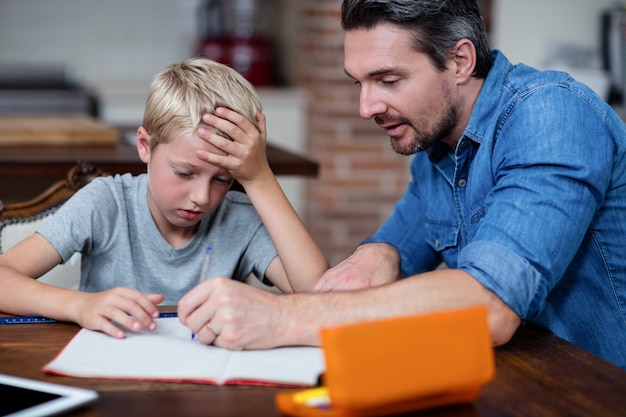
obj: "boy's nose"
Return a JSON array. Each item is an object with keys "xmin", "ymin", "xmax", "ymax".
[{"xmin": 191, "ymin": 185, "xmax": 211, "ymax": 207}]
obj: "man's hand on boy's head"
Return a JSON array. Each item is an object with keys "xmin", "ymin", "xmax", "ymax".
[
  {"xmin": 195, "ymin": 108, "xmax": 272, "ymax": 185},
  {"xmin": 71, "ymin": 288, "xmax": 163, "ymax": 339}
]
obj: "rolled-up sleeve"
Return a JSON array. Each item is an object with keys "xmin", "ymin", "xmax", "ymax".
[
  {"xmin": 457, "ymin": 240, "xmax": 545, "ymax": 317},
  {"xmin": 458, "ymin": 86, "xmax": 613, "ymax": 319}
]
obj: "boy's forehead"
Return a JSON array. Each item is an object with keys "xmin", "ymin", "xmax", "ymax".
[{"xmin": 161, "ymin": 128, "xmax": 228, "ymax": 157}]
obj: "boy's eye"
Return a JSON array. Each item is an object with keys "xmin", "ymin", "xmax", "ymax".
[
  {"xmin": 214, "ymin": 176, "xmax": 233, "ymax": 185},
  {"xmin": 174, "ymin": 169, "xmax": 192, "ymax": 178}
]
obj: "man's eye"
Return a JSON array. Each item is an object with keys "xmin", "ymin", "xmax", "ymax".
[{"xmin": 381, "ymin": 78, "xmax": 398, "ymax": 85}]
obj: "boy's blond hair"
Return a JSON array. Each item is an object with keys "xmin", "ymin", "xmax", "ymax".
[{"xmin": 142, "ymin": 57, "xmax": 262, "ymax": 152}]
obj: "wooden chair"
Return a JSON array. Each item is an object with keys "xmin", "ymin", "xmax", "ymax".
[
  {"xmin": 0, "ymin": 161, "xmax": 106, "ymax": 288},
  {"xmin": 0, "ymin": 160, "xmax": 105, "ymax": 221}
]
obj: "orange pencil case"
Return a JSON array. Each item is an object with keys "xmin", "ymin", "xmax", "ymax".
[{"xmin": 276, "ymin": 306, "xmax": 494, "ymax": 417}]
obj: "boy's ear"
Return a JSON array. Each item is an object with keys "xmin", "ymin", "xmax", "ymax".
[{"xmin": 136, "ymin": 126, "xmax": 151, "ymax": 163}]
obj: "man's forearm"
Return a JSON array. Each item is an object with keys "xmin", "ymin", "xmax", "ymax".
[{"xmin": 281, "ymin": 268, "xmax": 521, "ymax": 347}]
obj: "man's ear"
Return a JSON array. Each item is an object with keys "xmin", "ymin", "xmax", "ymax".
[
  {"xmin": 452, "ymin": 39, "xmax": 477, "ymax": 85},
  {"xmin": 136, "ymin": 126, "xmax": 151, "ymax": 163}
]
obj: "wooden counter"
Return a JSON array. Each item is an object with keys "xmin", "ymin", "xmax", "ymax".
[{"xmin": 0, "ymin": 143, "xmax": 318, "ymax": 179}]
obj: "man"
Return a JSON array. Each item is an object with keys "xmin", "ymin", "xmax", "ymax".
[{"xmin": 179, "ymin": 0, "xmax": 626, "ymax": 369}]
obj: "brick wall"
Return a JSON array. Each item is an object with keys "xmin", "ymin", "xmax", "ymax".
[{"xmin": 295, "ymin": 0, "xmax": 411, "ymax": 266}]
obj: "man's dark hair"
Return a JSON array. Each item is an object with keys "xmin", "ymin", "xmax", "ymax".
[{"xmin": 341, "ymin": 0, "xmax": 493, "ymax": 78}]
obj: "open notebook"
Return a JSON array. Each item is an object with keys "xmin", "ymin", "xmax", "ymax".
[{"xmin": 44, "ymin": 317, "xmax": 325, "ymax": 387}]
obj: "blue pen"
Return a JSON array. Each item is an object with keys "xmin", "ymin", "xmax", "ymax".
[
  {"xmin": 199, "ymin": 246, "xmax": 212, "ymax": 283},
  {"xmin": 192, "ymin": 246, "xmax": 212, "ymax": 340}
]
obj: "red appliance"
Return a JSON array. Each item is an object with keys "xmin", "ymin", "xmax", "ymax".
[{"xmin": 197, "ymin": 0, "xmax": 275, "ymax": 86}]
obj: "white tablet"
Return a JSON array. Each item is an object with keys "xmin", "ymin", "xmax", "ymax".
[{"xmin": 0, "ymin": 374, "xmax": 98, "ymax": 417}]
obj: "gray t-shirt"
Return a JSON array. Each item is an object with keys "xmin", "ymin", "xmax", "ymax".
[{"xmin": 38, "ymin": 173, "xmax": 277, "ymax": 304}]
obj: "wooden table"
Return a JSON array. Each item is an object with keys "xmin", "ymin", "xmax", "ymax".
[
  {"xmin": 1, "ymin": 316, "xmax": 625, "ymax": 417},
  {"xmin": 0, "ymin": 143, "xmax": 319, "ymax": 179}
]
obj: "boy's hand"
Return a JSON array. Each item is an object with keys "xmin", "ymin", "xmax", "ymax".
[
  {"xmin": 195, "ymin": 108, "xmax": 273, "ymax": 185},
  {"xmin": 71, "ymin": 288, "xmax": 164, "ymax": 339}
]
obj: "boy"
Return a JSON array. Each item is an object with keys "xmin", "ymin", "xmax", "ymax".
[{"xmin": 0, "ymin": 58, "xmax": 328, "ymax": 340}]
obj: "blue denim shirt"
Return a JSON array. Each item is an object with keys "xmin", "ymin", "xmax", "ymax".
[{"xmin": 364, "ymin": 50, "xmax": 626, "ymax": 369}]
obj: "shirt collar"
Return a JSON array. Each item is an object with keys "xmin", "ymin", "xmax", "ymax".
[
  {"xmin": 464, "ymin": 50, "xmax": 511, "ymax": 145},
  {"xmin": 427, "ymin": 50, "xmax": 511, "ymax": 164}
]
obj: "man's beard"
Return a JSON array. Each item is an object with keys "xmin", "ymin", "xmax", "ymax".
[{"xmin": 378, "ymin": 104, "xmax": 459, "ymax": 156}]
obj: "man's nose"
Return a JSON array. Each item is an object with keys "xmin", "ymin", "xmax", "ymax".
[{"xmin": 359, "ymin": 87, "xmax": 385, "ymax": 119}]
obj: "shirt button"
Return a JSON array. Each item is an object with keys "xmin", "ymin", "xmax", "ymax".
[
  {"xmin": 434, "ymin": 239, "xmax": 440, "ymax": 247},
  {"xmin": 457, "ymin": 179, "xmax": 467, "ymax": 188}
]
